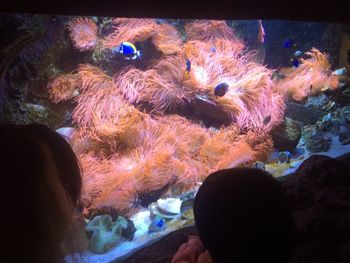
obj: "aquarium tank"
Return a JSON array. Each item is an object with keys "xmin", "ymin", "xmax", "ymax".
[{"xmin": 1, "ymin": 13, "xmax": 350, "ymax": 262}]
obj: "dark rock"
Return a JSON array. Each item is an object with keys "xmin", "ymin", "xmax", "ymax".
[
  {"xmin": 339, "ymin": 131, "xmax": 350, "ymax": 145},
  {"xmin": 139, "ymin": 182, "xmax": 172, "ymax": 208},
  {"xmin": 335, "ymin": 152, "xmax": 350, "ymax": 163},
  {"xmin": 121, "ymin": 226, "xmax": 197, "ymax": 263},
  {"xmin": 272, "ymin": 117, "xmax": 302, "ymax": 152},
  {"xmin": 285, "ymin": 102, "xmax": 326, "ymax": 124},
  {"xmin": 189, "ymin": 96, "xmax": 232, "ymax": 128},
  {"xmin": 283, "ymin": 155, "xmax": 350, "ymax": 263},
  {"xmin": 305, "ymin": 134, "xmax": 332, "ymax": 153},
  {"xmin": 121, "ymin": 219, "xmax": 136, "ymax": 241}
]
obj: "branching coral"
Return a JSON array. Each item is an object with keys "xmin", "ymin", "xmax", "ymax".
[
  {"xmin": 47, "ymin": 73, "xmax": 80, "ymax": 103},
  {"xmin": 276, "ymin": 48, "xmax": 339, "ymax": 101},
  {"xmin": 67, "ymin": 18, "xmax": 99, "ymax": 51}
]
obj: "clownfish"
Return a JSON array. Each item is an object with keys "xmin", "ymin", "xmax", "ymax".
[{"xmin": 113, "ymin": 41, "xmax": 141, "ymax": 60}]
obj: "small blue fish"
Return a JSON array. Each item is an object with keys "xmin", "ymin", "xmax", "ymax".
[
  {"xmin": 184, "ymin": 59, "xmax": 191, "ymax": 77},
  {"xmin": 210, "ymin": 47, "xmax": 216, "ymax": 53},
  {"xmin": 148, "ymin": 215, "xmax": 166, "ymax": 232},
  {"xmin": 113, "ymin": 41, "xmax": 141, "ymax": 60},
  {"xmin": 292, "ymin": 58, "xmax": 299, "ymax": 68},
  {"xmin": 283, "ymin": 39, "xmax": 296, "ymax": 49},
  {"xmin": 214, "ymin": 82, "xmax": 229, "ymax": 97},
  {"xmin": 156, "ymin": 218, "xmax": 165, "ymax": 228}
]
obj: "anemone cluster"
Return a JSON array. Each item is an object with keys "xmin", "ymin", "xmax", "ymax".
[{"xmin": 48, "ymin": 18, "xmax": 338, "ymax": 215}]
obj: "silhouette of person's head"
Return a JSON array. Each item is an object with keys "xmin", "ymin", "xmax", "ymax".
[
  {"xmin": 194, "ymin": 168, "xmax": 296, "ymax": 263},
  {"xmin": 0, "ymin": 124, "xmax": 83, "ymax": 263}
]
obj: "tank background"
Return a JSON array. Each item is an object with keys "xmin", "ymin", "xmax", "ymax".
[{"xmin": 231, "ymin": 20, "xmax": 347, "ymax": 69}]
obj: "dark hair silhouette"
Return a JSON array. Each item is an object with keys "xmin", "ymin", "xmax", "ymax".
[
  {"xmin": 0, "ymin": 124, "xmax": 84, "ymax": 263},
  {"xmin": 194, "ymin": 168, "xmax": 296, "ymax": 263}
]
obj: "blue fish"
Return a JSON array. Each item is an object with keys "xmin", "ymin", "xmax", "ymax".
[
  {"xmin": 184, "ymin": 59, "xmax": 191, "ymax": 76},
  {"xmin": 283, "ymin": 39, "xmax": 295, "ymax": 49},
  {"xmin": 210, "ymin": 47, "xmax": 216, "ymax": 53},
  {"xmin": 148, "ymin": 215, "xmax": 166, "ymax": 232},
  {"xmin": 292, "ymin": 58, "xmax": 299, "ymax": 68},
  {"xmin": 113, "ymin": 41, "xmax": 141, "ymax": 60},
  {"xmin": 156, "ymin": 218, "xmax": 165, "ymax": 228},
  {"xmin": 214, "ymin": 82, "xmax": 229, "ymax": 97}
]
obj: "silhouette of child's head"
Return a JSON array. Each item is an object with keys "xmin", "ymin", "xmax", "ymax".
[
  {"xmin": 194, "ymin": 168, "xmax": 296, "ymax": 263},
  {"xmin": 0, "ymin": 124, "xmax": 83, "ymax": 262}
]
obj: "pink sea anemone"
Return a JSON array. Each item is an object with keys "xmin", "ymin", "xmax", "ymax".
[
  {"xmin": 47, "ymin": 73, "xmax": 80, "ymax": 103},
  {"xmin": 67, "ymin": 18, "xmax": 98, "ymax": 51},
  {"xmin": 102, "ymin": 18, "xmax": 158, "ymax": 49},
  {"xmin": 183, "ymin": 39, "xmax": 285, "ymax": 132},
  {"xmin": 276, "ymin": 48, "xmax": 339, "ymax": 101},
  {"xmin": 114, "ymin": 55, "xmax": 195, "ymax": 112},
  {"xmin": 185, "ymin": 20, "xmax": 244, "ymax": 50},
  {"xmin": 152, "ymin": 23, "xmax": 183, "ymax": 55},
  {"xmin": 49, "ymin": 19, "xmax": 299, "ymax": 216}
]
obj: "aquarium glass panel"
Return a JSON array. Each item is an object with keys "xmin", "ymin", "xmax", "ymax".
[{"xmin": 1, "ymin": 14, "xmax": 350, "ymax": 261}]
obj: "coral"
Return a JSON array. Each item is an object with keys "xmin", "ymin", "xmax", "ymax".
[
  {"xmin": 86, "ymin": 214, "xmax": 128, "ymax": 254},
  {"xmin": 67, "ymin": 18, "xmax": 99, "ymax": 51},
  {"xmin": 276, "ymin": 48, "xmax": 339, "ymax": 101},
  {"xmin": 47, "ymin": 73, "xmax": 80, "ymax": 103}
]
